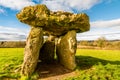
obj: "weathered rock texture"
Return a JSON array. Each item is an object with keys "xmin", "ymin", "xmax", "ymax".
[
  {"xmin": 16, "ymin": 4, "xmax": 90, "ymax": 77},
  {"xmin": 39, "ymin": 36, "xmax": 55, "ymax": 63},
  {"xmin": 56, "ymin": 30, "xmax": 77, "ymax": 70},
  {"xmin": 21, "ymin": 27, "xmax": 43, "ymax": 76},
  {"xmin": 17, "ymin": 5, "xmax": 90, "ymax": 36}
]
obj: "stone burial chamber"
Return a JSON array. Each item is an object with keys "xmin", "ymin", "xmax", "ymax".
[{"xmin": 16, "ymin": 4, "xmax": 90, "ymax": 76}]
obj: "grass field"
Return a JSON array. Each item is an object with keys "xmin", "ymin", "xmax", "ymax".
[
  {"xmin": 0, "ymin": 48, "xmax": 120, "ymax": 80},
  {"xmin": 66, "ymin": 49, "xmax": 120, "ymax": 80},
  {"xmin": 0, "ymin": 48, "xmax": 24, "ymax": 79}
]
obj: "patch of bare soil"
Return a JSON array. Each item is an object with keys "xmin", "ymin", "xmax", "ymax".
[{"xmin": 37, "ymin": 61, "xmax": 78, "ymax": 80}]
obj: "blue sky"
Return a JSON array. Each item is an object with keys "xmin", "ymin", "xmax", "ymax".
[{"xmin": 0, "ymin": 0, "xmax": 120, "ymax": 41}]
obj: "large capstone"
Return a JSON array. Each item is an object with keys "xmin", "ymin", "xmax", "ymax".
[
  {"xmin": 17, "ymin": 4, "xmax": 90, "ymax": 36},
  {"xmin": 21, "ymin": 27, "xmax": 43, "ymax": 76},
  {"xmin": 56, "ymin": 30, "xmax": 77, "ymax": 70}
]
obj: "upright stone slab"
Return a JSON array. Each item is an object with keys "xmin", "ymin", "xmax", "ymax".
[
  {"xmin": 56, "ymin": 30, "xmax": 77, "ymax": 70},
  {"xmin": 39, "ymin": 35, "xmax": 55, "ymax": 63},
  {"xmin": 21, "ymin": 27, "xmax": 43, "ymax": 76}
]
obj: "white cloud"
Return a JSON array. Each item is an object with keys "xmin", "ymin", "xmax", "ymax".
[
  {"xmin": 64, "ymin": 0, "xmax": 100, "ymax": 10},
  {"xmin": 77, "ymin": 18, "xmax": 120, "ymax": 40},
  {"xmin": 0, "ymin": 26, "xmax": 29, "ymax": 35},
  {"xmin": 0, "ymin": 8, "xmax": 5, "ymax": 14},
  {"xmin": 0, "ymin": 26, "xmax": 29, "ymax": 41},
  {"xmin": 0, "ymin": 33, "xmax": 26, "ymax": 41},
  {"xmin": 91, "ymin": 19, "xmax": 120, "ymax": 28},
  {"xmin": 0, "ymin": 0, "xmax": 35, "ymax": 10},
  {"xmin": 42, "ymin": 0, "xmax": 101, "ymax": 12},
  {"xmin": 0, "ymin": 8, "xmax": 4, "ymax": 13},
  {"xmin": 0, "ymin": 0, "xmax": 112, "ymax": 12},
  {"xmin": 77, "ymin": 30, "xmax": 120, "ymax": 40},
  {"xmin": 42, "ymin": 0, "xmax": 73, "ymax": 12}
]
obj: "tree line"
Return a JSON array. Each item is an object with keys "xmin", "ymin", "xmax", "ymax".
[
  {"xmin": 0, "ymin": 37, "xmax": 120, "ymax": 50},
  {"xmin": 0, "ymin": 41, "xmax": 26, "ymax": 48},
  {"xmin": 78, "ymin": 37, "xmax": 120, "ymax": 50}
]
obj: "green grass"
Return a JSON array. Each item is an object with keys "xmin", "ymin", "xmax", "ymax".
[
  {"xmin": 76, "ymin": 49, "xmax": 120, "ymax": 61},
  {"xmin": 0, "ymin": 48, "xmax": 120, "ymax": 80},
  {"xmin": 66, "ymin": 49, "xmax": 120, "ymax": 80},
  {"xmin": 0, "ymin": 48, "xmax": 24, "ymax": 79}
]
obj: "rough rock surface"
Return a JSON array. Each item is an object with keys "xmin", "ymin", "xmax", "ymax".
[
  {"xmin": 16, "ymin": 4, "xmax": 90, "ymax": 78},
  {"xmin": 39, "ymin": 36, "xmax": 55, "ymax": 63},
  {"xmin": 56, "ymin": 30, "xmax": 77, "ymax": 70},
  {"xmin": 16, "ymin": 4, "xmax": 90, "ymax": 36},
  {"xmin": 21, "ymin": 27, "xmax": 43, "ymax": 76}
]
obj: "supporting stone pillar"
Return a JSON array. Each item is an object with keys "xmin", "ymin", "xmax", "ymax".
[
  {"xmin": 56, "ymin": 30, "xmax": 77, "ymax": 70},
  {"xmin": 21, "ymin": 27, "xmax": 43, "ymax": 76},
  {"xmin": 39, "ymin": 35, "xmax": 55, "ymax": 63}
]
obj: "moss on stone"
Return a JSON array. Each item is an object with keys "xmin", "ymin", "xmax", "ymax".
[
  {"xmin": 17, "ymin": 4, "xmax": 90, "ymax": 36},
  {"xmin": 56, "ymin": 30, "xmax": 77, "ymax": 70}
]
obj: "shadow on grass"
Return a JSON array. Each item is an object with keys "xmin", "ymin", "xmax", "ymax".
[
  {"xmin": 36, "ymin": 56, "xmax": 120, "ymax": 79},
  {"xmin": 76, "ymin": 56, "xmax": 120, "ymax": 70}
]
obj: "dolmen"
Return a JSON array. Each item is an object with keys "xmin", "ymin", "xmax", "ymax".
[{"xmin": 16, "ymin": 4, "xmax": 90, "ymax": 77}]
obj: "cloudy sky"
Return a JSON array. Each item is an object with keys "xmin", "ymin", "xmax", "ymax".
[{"xmin": 0, "ymin": 0, "xmax": 120, "ymax": 41}]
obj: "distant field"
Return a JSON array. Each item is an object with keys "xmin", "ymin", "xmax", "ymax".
[
  {"xmin": 76, "ymin": 49, "xmax": 120, "ymax": 61},
  {"xmin": 0, "ymin": 48, "xmax": 120, "ymax": 80}
]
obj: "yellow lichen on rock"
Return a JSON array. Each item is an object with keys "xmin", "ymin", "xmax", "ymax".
[{"xmin": 16, "ymin": 4, "xmax": 90, "ymax": 36}]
